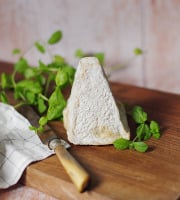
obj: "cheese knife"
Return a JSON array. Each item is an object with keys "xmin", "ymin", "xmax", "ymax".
[{"xmin": 18, "ymin": 105, "xmax": 90, "ymax": 192}]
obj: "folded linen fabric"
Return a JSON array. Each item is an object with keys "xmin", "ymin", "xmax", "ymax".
[{"xmin": 0, "ymin": 103, "xmax": 54, "ymax": 189}]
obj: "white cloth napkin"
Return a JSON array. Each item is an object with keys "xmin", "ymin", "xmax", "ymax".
[{"xmin": 0, "ymin": 103, "xmax": 54, "ymax": 189}]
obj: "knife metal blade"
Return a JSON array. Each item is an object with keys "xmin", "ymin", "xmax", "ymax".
[{"xmin": 17, "ymin": 105, "xmax": 90, "ymax": 192}]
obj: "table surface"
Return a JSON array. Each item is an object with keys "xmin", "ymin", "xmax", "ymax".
[
  {"xmin": 0, "ymin": 62, "xmax": 180, "ymax": 200},
  {"xmin": 0, "ymin": 62, "xmax": 59, "ymax": 200}
]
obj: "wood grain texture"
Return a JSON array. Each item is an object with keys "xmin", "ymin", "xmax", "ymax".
[
  {"xmin": 20, "ymin": 83, "xmax": 180, "ymax": 200},
  {"xmin": 0, "ymin": 63, "xmax": 179, "ymax": 200},
  {"xmin": 0, "ymin": 0, "xmax": 179, "ymax": 93}
]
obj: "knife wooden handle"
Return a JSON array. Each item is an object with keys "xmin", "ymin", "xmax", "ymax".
[{"xmin": 54, "ymin": 144, "xmax": 90, "ymax": 192}]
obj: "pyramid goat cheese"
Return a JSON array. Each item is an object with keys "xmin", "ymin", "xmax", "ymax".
[{"xmin": 63, "ymin": 57, "xmax": 130, "ymax": 145}]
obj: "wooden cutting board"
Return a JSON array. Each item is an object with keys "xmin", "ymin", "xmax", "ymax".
[
  {"xmin": 19, "ymin": 83, "xmax": 180, "ymax": 200},
  {"xmin": 1, "ymin": 62, "xmax": 180, "ymax": 200}
]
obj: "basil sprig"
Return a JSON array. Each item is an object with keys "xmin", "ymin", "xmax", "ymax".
[
  {"xmin": 113, "ymin": 105, "xmax": 160, "ymax": 153},
  {"xmin": 0, "ymin": 30, "xmax": 75, "ymax": 132}
]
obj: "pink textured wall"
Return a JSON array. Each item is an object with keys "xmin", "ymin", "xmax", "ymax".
[{"xmin": 0, "ymin": 0, "xmax": 179, "ymax": 94}]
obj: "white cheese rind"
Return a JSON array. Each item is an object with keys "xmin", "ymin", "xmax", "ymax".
[{"xmin": 63, "ymin": 57, "xmax": 130, "ymax": 145}]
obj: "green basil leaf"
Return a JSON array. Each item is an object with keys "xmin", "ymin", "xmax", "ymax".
[
  {"xmin": 150, "ymin": 120, "xmax": 160, "ymax": 139},
  {"xmin": 55, "ymin": 69, "xmax": 68, "ymax": 87},
  {"xmin": 47, "ymin": 87, "xmax": 66, "ymax": 120},
  {"xmin": 16, "ymin": 80, "xmax": 42, "ymax": 94},
  {"xmin": 133, "ymin": 142, "xmax": 148, "ymax": 152},
  {"xmin": 1, "ymin": 73, "xmax": 13, "ymax": 89},
  {"xmin": 35, "ymin": 42, "xmax": 46, "ymax": 53},
  {"xmin": 14, "ymin": 89, "xmax": 24, "ymax": 100},
  {"xmin": 15, "ymin": 80, "xmax": 42, "ymax": 103},
  {"xmin": 136, "ymin": 123, "xmax": 145, "ymax": 140},
  {"xmin": 152, "ymin": 132, "xmax": 161, "ymax": 139},
  {"xmin": 53, "ymin": 55, "xmax": 65, "ymax": 64},
  {"xmin": 134, "ymin": 48, "xmax": 143, "ymax": 56},
  {"xmin": 29, "ymin": 125, "xmax": 44, "ymax": 133},
  {"xmin": 74, "ymin": 49, "xmax": 84, "ymax": 58},
  {"xmin": 150, "ymin": 120, "xmax": 160, "ymax": 133},
  {"xmin": 63, "ymin": 65, "xmax": 76, "ymax": 84},
  {"xmin": 12, "ymin": 48, "xmax": 21, "ymax": 55},
  {"xmin": 25, "ymin": 91, "xmax": 36, "ymax": 104},
  {"xmin": 39, "ymin": 116, "xmax": 48, "ymax": 126},
  {"xmin": 0, "ymin": 91, "xmax": 8, "ymax": 103},
  {"xmin": 24, "ymin": 68, "xmax": 39, "ymax": 79},
  {"xmin": 136, "ymin": 123, "xmax": 151, "ymax": 141},
  {"xmin": 48, "ymin": 30, "xmax": 62, "ymax": 45},
  {"xmin": 132, "ymin": 105, "xmax": 147, "ymax": 124},
  {"xmin": 29, "ymin": 126, "xmax": 38, "ymax": 132},
  {"xmin": 38, "ymin": 97, "xmax": 47, "ymax": 113},
  {"xmin": 143, "ymin": 124, "xmax": 151, "ymax": 140},
  {"xmin": 113, "ymin": 138, "xmax": 131, "ymax": 150},
  {"xmin": 15, "ymin": 57, "xmax": 29, "ymax": 74},
  {"xmin": 95, "ymin": 52, "xmax": 105, "ymax": 65}
]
